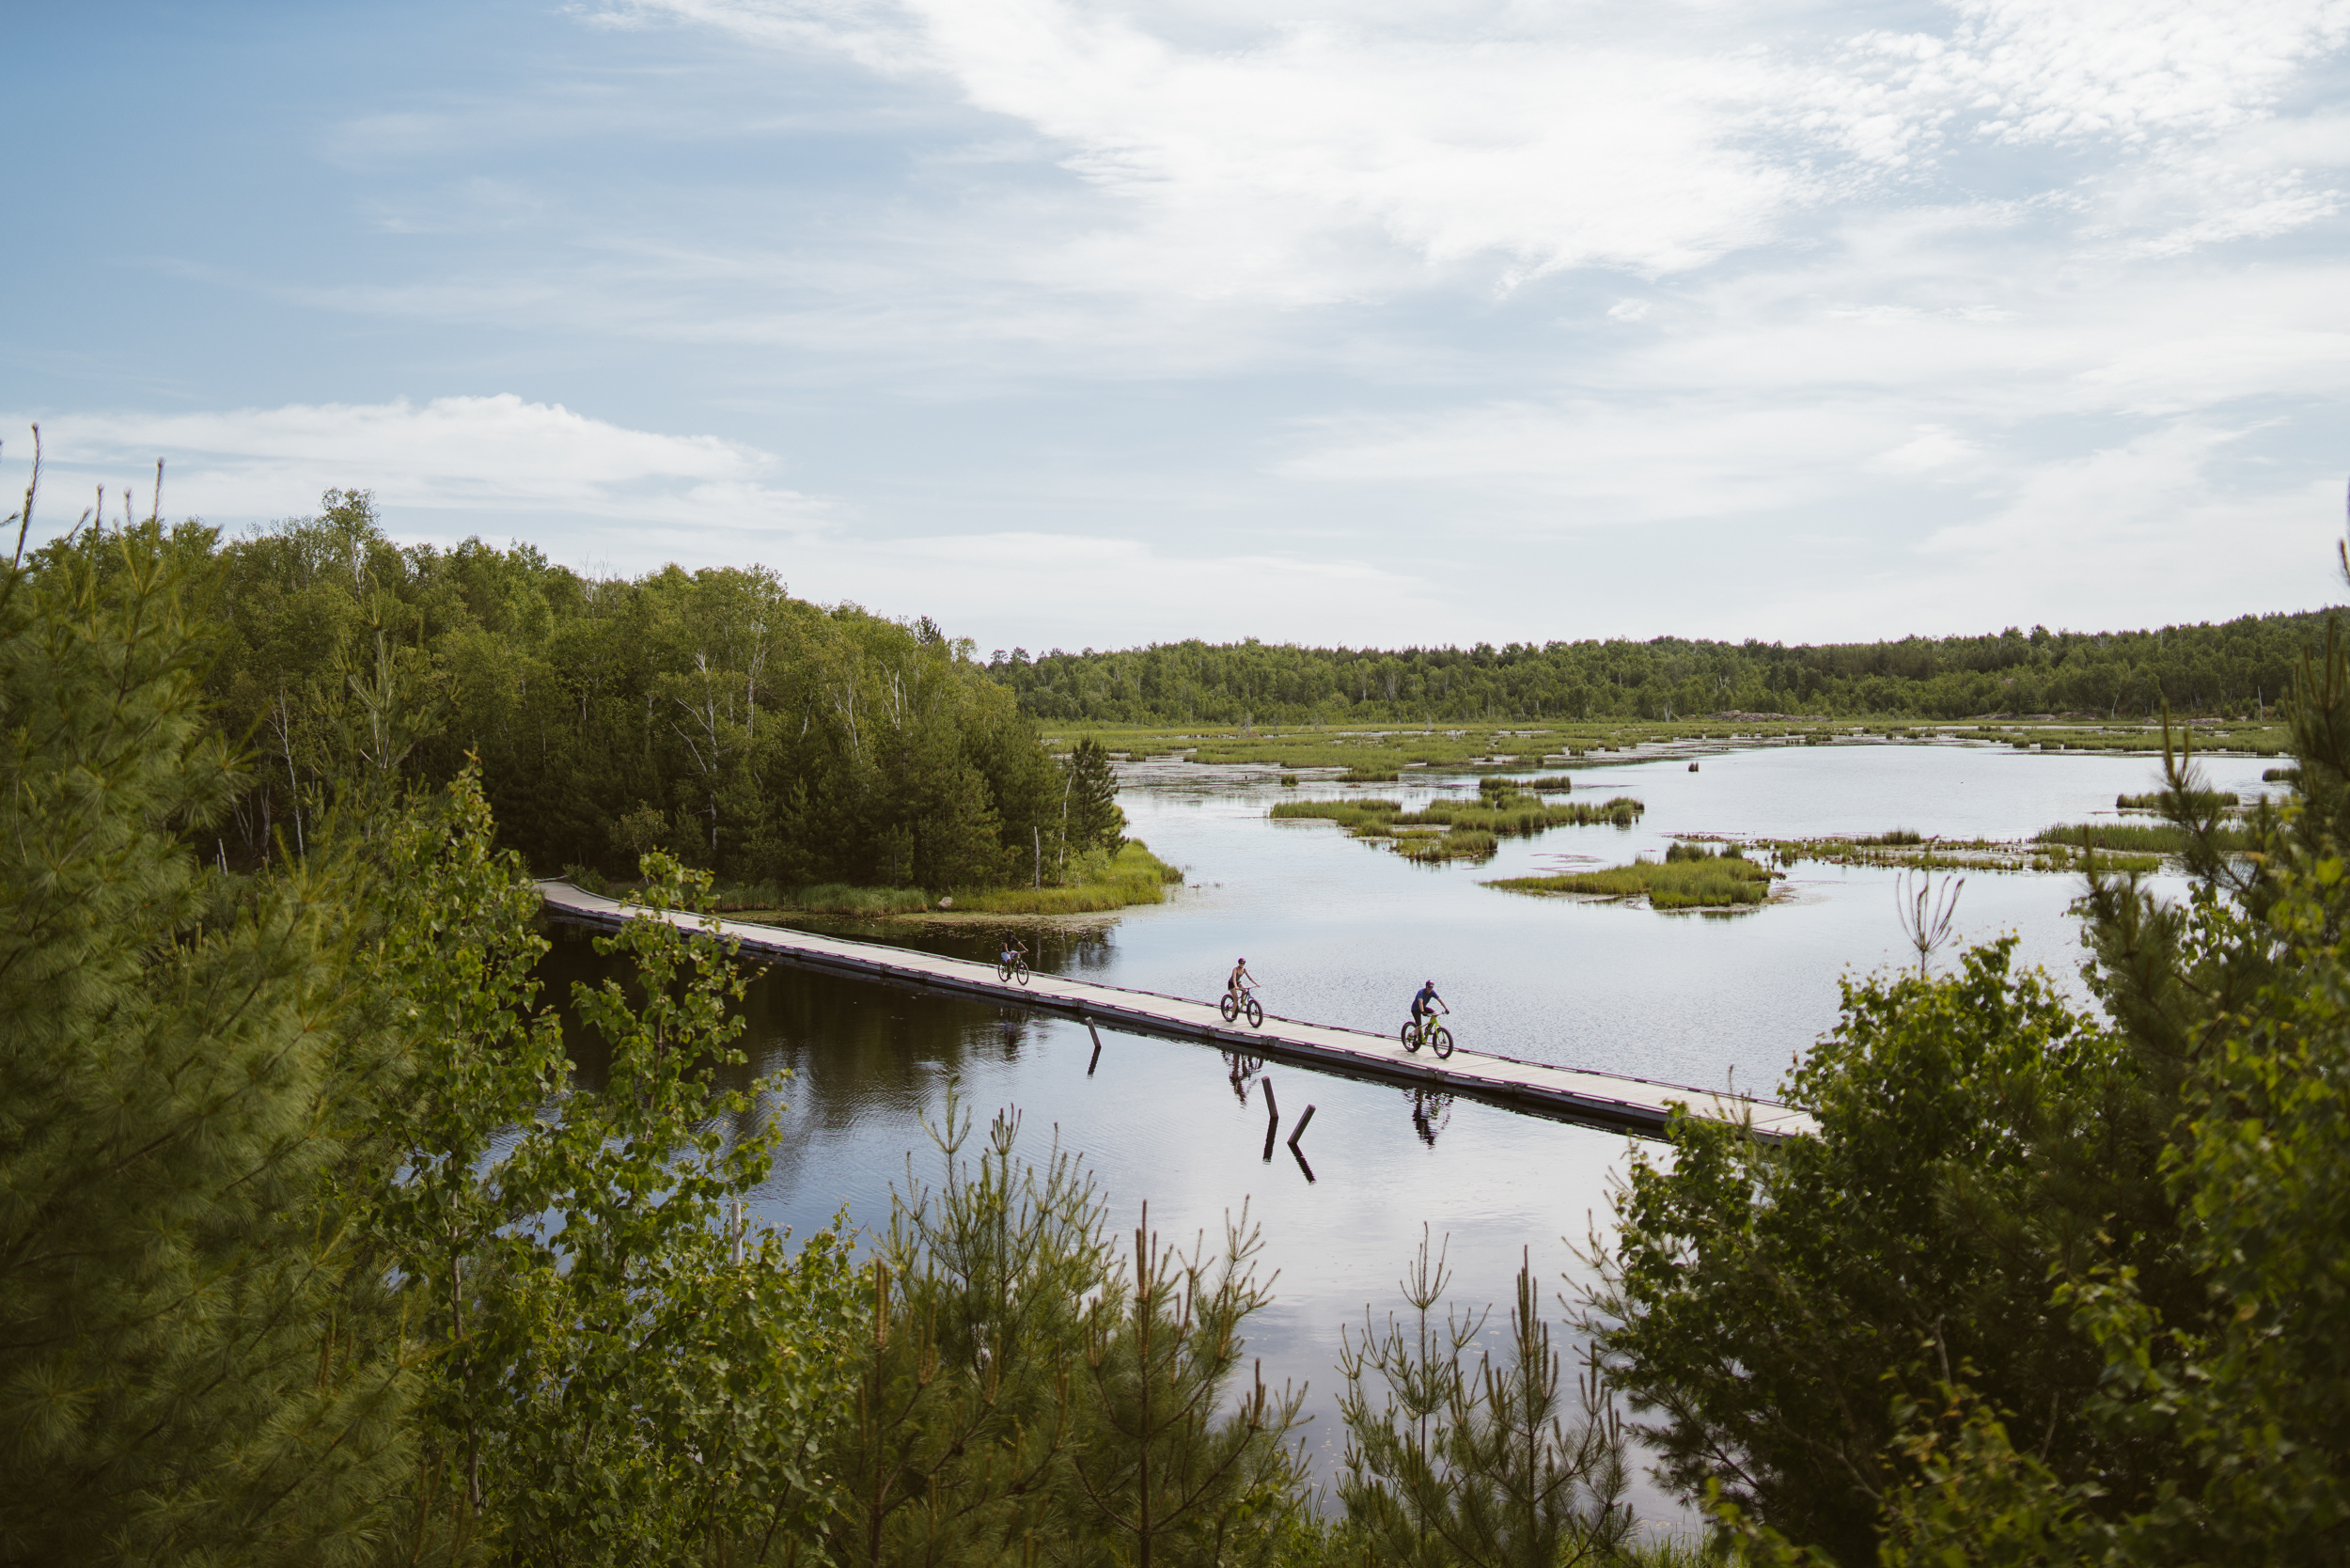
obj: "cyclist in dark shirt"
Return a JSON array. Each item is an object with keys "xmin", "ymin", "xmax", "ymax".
[
  {"xmin": 1411, "ymin": 980, "xmax": 1447, "ymax": 1027},
  {"xmin": 1227, "ymin": 957, "xmax": 1258, "ymax": 1007}
]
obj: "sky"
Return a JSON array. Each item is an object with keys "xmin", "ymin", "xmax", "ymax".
[{"xmin": 8, "ymin": 0, "xmax": 2350, "ymax": 652}]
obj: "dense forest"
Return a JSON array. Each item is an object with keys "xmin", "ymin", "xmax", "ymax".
[
  {"xmin": 988, "ymin": 612, "xmax": 2334, "ymax": 726},
  {"xmin": 195, "ymin": 491, "xmax": 1118, "ymax": 887},
  {"xmin": 8, "ymin": 477, "xmax": 2350, "ymax": 1566}
]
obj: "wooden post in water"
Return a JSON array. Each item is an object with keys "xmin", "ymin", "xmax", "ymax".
[
  {"xmin": 1086, "ymin": 1017, "xmax": 1104, "ymax": 1075},
  {"xmin": 1287, "ymin": 1105, "xmax": 1316, "ymax": 1151}
]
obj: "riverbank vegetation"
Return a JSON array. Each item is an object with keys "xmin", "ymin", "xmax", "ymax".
[
  {"xmin": 993, "ymin": 610, "xmax": 2334, "ymax": 725},
  {"xmin": 1045, "ymin": 715, "xmax": 2293, "ymax": 780},
  {"xmin": 1490, "ymin": 841, "xmax": 1779, "ymax": 909},
  {"xmin": 17, "ymin": 471, "xmax": 2350, "ymax": 1566},
  {"xmin": 118, "ymin": 486, "xmax": 1156, "ymax": 912},
  {"xmin": 4, "ymin": 491, "xmax": 1700, "ymax": 1565},
  {"xmin": 1581, "ymin": 659, "xmax": 2350, "ymax": 1563}
]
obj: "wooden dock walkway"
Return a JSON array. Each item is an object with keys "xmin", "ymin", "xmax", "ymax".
[{"xmin": 536, "ymin": 882, "xmax": 1817, "ymax": 1141}]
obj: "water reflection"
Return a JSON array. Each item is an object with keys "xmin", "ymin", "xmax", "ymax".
[
  {"xmin": 535, "ymin": 743, "xmax": 2279, "ymax": 1526},
  {"xmin": 1409, "ymin": 1087, "xmax": 1455, "ymax": 1147}
]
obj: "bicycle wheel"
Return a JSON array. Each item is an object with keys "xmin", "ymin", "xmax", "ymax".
[
  {"xmin": 1245, "ymin": 996, "xmax": 1263, "ymax": 1029},
  {"xmin": 1401, "ymin": 1022, "xmax": 1420, "ymax": 1053},
  {"xmin": 1014, "ymin": 958, "xmax": 1030, "ymax": 986},
  {"xmin": 1219, "ymin": 993, "xmax": 1239, "ymax": 1023},
  {"xmin": 1431, "ymin": 1026, "xmax": 1453, "ymax": 1060},
  {"xmin": 996, "ymin": 960, "xmax": 1012, "ymax": 982}
]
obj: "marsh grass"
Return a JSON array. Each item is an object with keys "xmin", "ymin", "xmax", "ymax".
[
  {"xmin": 1763, "ymin": 833, "xmax": 2163, "ymax": 874},
  {"xmin": 2115, "ymin": 790, "xmax": 2238, "ymax": 811},
  {"xmin": 1489, "ymin": 851, "xmax": 1777, "ymax": 909},
  {"xmin": 1395, "ymin": 826, "xmax": 1500, "ymax": 863},
  {"xmin": 1061, "ymin": 718, "xmax": 2291, "ymax": 776},
  {"xmin": 1270, "ymin": 797, "xmax": 1403, "ymax": 829},
  {"xmin": 1274, "ymin": 791, "xmax": 1643, "ymax": 836},
  {"xmin": 956, "ymin": 840, "xmax": 1183, "ymax": 915},
  {"xmin": 2034, "ymin": 822, "xmax": 2255, "ymax": 855},
  {"xmin": 706, "ymin": 841, "xmax": 1183, "ymax": 920},
  {"xmin": 713, "ymin": 881, "xmax": 934, "ymax": 917}
]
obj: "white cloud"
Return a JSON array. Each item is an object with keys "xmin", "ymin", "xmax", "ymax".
[
  {"xmin": 7, "ymin": 395, "xmax": 835, "ymax": 539},
  {"xmin": 611, "ymin": 0, "xmax": 2350, "ymax": 302}
]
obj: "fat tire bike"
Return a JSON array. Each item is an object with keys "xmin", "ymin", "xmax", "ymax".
[
  {"xmin": 1219, "ymin": 986, "xmax": 1265, "ymax": 1028},
  {"xmin": 1401, "ymin": 1016, "xmax": 1453, "ymax": 1059},
  {"xmin": 996, "ymin": 952, "xmax": 1030, "ymax": 985}
]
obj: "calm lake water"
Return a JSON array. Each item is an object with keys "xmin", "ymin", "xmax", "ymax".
[{"xmin": 541, "ymin": 742, "xmax": 2274, "ymax": 1512}]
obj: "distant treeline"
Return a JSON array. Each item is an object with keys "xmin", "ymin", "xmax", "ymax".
[
  {"xmin": 986, "ymin": 610, "xmax": 2341, "ymax": 725},
  {"xmin": 196, "ymin": 492, "xmax": 1114, "ymax": 886}
]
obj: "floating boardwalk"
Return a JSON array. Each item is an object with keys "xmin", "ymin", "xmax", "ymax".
[{"xmin": 537, "ymin": 882, "xmax": 1816, "ymax": 1142}]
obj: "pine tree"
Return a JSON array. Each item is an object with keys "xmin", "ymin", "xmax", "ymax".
[
  {"xmin": 0, "ymin": 495, "xmax": 409, "ymax": 1562},
  {"xmin": 1065, "ymin": 1205, "xmax": 1305, "ymax": 1568},
  {"xmin": 1341, "ymin": 1240, "xmax": 1632, "ymax": 1568},
  {"xmin": 1058, "ymin": 737, "xmax": 1125, "ymax": 876}
]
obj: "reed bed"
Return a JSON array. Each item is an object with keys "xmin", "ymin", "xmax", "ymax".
[
  {"xmin": 706, "ymin": 842, "xmax": 1183, "ymax": 920},
  {"xmin": 2115, "ymin": 791, "xmax": 2238, "ymax": 811},
  {"xmin": 2033, "ymin": 822, "xmax": 2255, "ymax": 855},
  {"xmin": 957, "ymin": 840, "xmax": 1183, "ymax": 915},
  {"xmin": 1489, "ymin": 848, "xmax": 1778, "ymax": 909},
  {"xmin": 1760, "ymin": 834, "xmax": 2164, "ymax": 874},
  {"xmin": 1394, "ymin": 826, "xmax": 1500, "ymax": 863},
  {"xmin": 714, "ymin": 882, "xmax": 933, "ymax": 917}
]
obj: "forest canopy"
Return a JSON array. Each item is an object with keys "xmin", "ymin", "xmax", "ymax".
[
  {"xmin": 195, "ymin": 490, "xmax": 1095, "ymax": 887},
  {"xmin": 986, "ymin": 612, "xmax": 2335, "ymax": 727}
]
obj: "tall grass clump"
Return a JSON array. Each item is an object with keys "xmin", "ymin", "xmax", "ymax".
[
  {"xmin": 2033, "ymin": 821, "xmax": 2256, "ymax": 856},
  {"xmin": 1402, "ymin": 794, "xmax": 1643, "ymax": 834},
  {"xmin": 957, "ymin": 839, "xmax": 1183, "ymax": 914},
  {"xmin": 2116, "ymin": 790, "xmax": 2237, "ymax": 811},
  {"xmin": 1270, "ymin": 797, "xmax": 1403, "ymax": 829},
  {"xmin": 1395, "ymin": 827, "xmax": 1499, "ymax": 863},
  {"xmin": 1488, "ymin": 852, "xmax": 1777, "ymax": 909}
]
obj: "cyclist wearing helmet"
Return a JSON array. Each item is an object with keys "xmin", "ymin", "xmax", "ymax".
[{"xmin": 1410, "ymin": 980, "xmax": 1447, "ymax": 1030}]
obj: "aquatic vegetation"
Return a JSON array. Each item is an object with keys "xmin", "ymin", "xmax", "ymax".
[
  {"xmin": 1760, "ymin": 833, "xmax": 2162, "ymax": 875},
  {"xmin": 1394, "ymin": 826, "xmax": 1500, "ymax": 863},
  {"xmin": 2033, "ymin": 822, "xmax": 2255, "ymax": 856},
  {"xmin": 1480, "ymin": 774, "xmax": 1573, "ymax": 796},
  {"xmin": 1270, "ymin": 796, "xmax": 1404, "ymax": 829},
  {"xmin": 955, "ymin": 840, "xmax": 1183, "ymax": 914},
  {"xmin": 1273, "ymin": 789, "xmax": 1639, "ymax": 864},
  {"xmin": 1488, "ymin": 849, "xmax": 1778, "ymax": 909},
  {"xmin": 713, "ymin": 841, "xmax": 1183, "ymax": 918},
  {"xmin": 2115, "ymin": 790, "xmax": 2237, "ymax": 811},
  {"xmin": 718, "ymin": 882, "xmax": 934, "ymax": 917}
]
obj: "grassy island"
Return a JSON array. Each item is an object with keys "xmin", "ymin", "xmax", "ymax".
[
  {"xmin": 1489, "ymin": 841, "xmax": 1778, "ymax": 909},
  {"xmin": 1271, "ymin": 784, "xmax": 1645, "ymax": 864},
  {"xmin": 688, "ymin": 839, "xmax": 1184, "ymax": 921}
]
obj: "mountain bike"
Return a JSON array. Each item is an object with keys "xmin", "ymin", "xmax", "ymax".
[
  {"xmin": 996, "ymin": 950, "xmax": 1030, "ymax": 985},
  {"xmin": 1220, "ymin": 984, "xmax": 1264, "ymax": 1028},
  {"xmin": 1401, "ymin": 1014, "xmax": 1453, "ymax": 1059}
]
